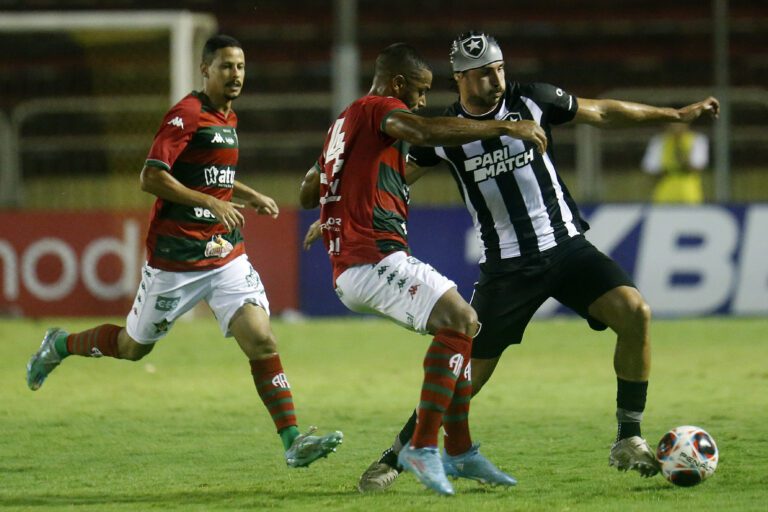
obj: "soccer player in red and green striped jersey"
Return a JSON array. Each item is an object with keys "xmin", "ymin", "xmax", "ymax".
[
  {"xmin": 26, "ymin": 34, "xmax": 342, "ymax": 469},
  {"xmin": 299, "ymin": 43, "xmax": 546, "ymax": 495}
]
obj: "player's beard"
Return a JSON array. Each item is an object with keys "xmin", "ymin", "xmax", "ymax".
[
  {"xmin": 486, "ymin": 86, "xmax": 504, "ymax": 107},
  {"xmin": 466, "ymin": 91, "xmax": 501, "ymax": 112},
  {"xmin": 224, "ymin": 81, "xmax": 242, "ymax": 101}
]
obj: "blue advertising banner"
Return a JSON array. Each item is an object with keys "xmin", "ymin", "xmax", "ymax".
[
  {"xmin": 299, "ymin": 207, "xmax": 476, "ymax": 317},
  {"xmin": 299, "ymin": 204, "xmax": 768, "ymax": 318}
]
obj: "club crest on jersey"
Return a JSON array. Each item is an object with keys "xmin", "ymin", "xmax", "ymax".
[{"xmin": 460, "ymin": 35, "xmax": 488, "ymax": 59}]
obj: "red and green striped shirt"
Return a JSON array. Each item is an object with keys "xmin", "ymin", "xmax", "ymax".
[
  {"xmin": 316, "ymin": 95, "xmax": 412, "ymax": 282},
  {"xmin": 144, "ymin": 91, "xmax": 244, "ymax": 271}
]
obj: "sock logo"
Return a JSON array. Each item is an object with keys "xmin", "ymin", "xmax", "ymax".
[
  {"xmin": 89, "ymin": 347, "xmax": 103, "ymax": 358},
  {"xmin": 464, "ymin": 361, "xmax": 472, "ymax": 380},
  {"xmin": 272, "ymin": 373, "xmax": 291, "ymax": 389},
  {"xmin": 449, "ymin": 353, "xmax": 464, "ymax": 377}
]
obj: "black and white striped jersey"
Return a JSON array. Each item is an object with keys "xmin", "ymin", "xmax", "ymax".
[{"xmin": 409, "ymin": 81, "xmax": 589, "ymax": 265}]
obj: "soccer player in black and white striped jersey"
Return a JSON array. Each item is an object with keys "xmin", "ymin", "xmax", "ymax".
[{"xmin": 356, "ymin": 31, "xmax": 720, "ymax": 491}]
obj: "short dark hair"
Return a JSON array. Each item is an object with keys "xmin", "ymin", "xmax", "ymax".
[
  {"xmin": 202, "ymin": 34, "xmax": 242, "ymax": 64},
  {"xmin": 374, "ymin": 43, "xmax": 431, "ymax": 78}
]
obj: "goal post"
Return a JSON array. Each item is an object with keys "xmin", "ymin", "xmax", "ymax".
[
  {"xmin": 0, "ymin": 11, "xmax": 218, "ymax": 208},
  {"xmin": 0, "ymin": 10, "xmax": 218, "ymax": 104}
]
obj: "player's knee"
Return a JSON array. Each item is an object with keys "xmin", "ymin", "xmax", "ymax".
[
  {"xmin": 250, "ymin": 322, "xmax": 274, "ymax": 345},
  {"xmin": 244, "ymin": 329, "xmax": 278, "ymax": 358},
  {"xmin": 447, "ymin": 303, "xmax": 479, "ymax": 337},
  {"xmin": 627, "ymin": 296, "xmax": 652, "ymax": 329},
  {"xmin": 615, "ymin": 294, "xmax": 652, "ymax": 338}
]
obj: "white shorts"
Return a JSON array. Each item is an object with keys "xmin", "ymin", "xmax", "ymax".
[
  {"xmin": 334, "ymin": 251, "xmax": 456, "ymax": 333},
  {"xmin": 125, "ymin": 254, "xmax": 270, "ymax": 344}
]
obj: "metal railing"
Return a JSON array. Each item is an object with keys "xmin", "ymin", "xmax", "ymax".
[
  {"xmin": 2, "ymin": 88, "xmax": 766, "ymax": 208},
  {"xmin": 575, "ymin": 87, "xmax": 768, "ymax": 202}
]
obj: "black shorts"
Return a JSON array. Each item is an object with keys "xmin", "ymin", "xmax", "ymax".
[{"xmin": 470, "ymin": 235, "xmax": 635, "ymax": 359}]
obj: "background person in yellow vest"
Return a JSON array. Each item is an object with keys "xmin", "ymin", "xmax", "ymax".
[{"xmin": 641, "ymin": 122, "xmax": 709, "ymax": 204}]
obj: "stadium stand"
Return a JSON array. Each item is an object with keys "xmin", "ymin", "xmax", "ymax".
[{"xmin": 0, "ymin": 0, "xmax": 766, "ymax": 206}]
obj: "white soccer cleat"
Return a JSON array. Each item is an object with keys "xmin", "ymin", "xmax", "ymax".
[
  {"xmin": 609, "ymin": 436, "xmax": 660, "ymax": 477},
  {"xmin": 26, "ymin": 328, "xmax": 67, "ymax": 391},
  {"xmin": 285, "ymin": 426, "xmax": 343, "ymax": 468},
  {"xmin": 357, "ymin": 459, "xmax": 400, "ymax": 492}
]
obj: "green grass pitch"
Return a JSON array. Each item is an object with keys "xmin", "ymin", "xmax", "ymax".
[{"xmin": 1, "ymin": 316, "xmax": 767, "ymax": 511}]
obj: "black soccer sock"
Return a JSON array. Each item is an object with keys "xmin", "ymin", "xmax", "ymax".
[
  {"xmin": 616, "ymin": 377, "xmax": 648, "ymax": 441},
  {"xmin": 378, "ymin": 409, "xmax": 418, "ymax": 469},
  {"xmin": 394, "ymin": 409, "xmax": 418, "ymax": 452}
]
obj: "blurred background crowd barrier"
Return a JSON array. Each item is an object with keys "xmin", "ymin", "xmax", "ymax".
[{"xmin": 0, "ymin": 0, "xmax": 766, "ymax": 317}]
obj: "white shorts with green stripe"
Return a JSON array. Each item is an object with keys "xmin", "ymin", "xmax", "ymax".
[
  {"xmin": 126, "ymin": 254, "xmax": 270, "ymax": 344},
  {"xmin": 335, "ymin": 251, "xmax": 456, "ymax": 334}
]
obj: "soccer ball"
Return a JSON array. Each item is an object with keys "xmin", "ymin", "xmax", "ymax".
[{"xmin": 656, "ymin": 425, "xmax": 718, "ymax": 487}]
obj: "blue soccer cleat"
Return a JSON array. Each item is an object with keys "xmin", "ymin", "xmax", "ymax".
[
  {"xmin": 398, "ymin": 444, "xmax": 454, "ymax": 496},
  {"xmin": 443, "ymin": 443, "xmax": 517, "ymax": 486}
]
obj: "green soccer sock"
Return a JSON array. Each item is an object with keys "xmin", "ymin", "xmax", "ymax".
[
  {"xmin": 279, "ymin": 426, "xmax": 300, "ymax": 451},
  {"xmin": 53, "ymin": 333, "xmax": 70, "ymax": 359}
]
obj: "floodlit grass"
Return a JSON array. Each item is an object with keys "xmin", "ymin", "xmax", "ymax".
[{"xmin": 1, "ymin": 316, "xmax": 767, "ymax": 511}]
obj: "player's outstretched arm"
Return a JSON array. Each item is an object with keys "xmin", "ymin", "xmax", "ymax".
[
  {"xmin": 299, "ymin": 166, "xmax": 321, "ymax": 209},
  {"xmin": 140, "ymin": 164, "xmax": 245, "ymax": 231},
  {"xmin": 384, "ymin": 112, "xmax": 547, "ymax": 154},
  {"xmin": 575, "ymin": 96, "xmax": 720, "ymax": 127},
  {"xmin": 233, "ymin": 180, "xmax": 279, "ymax": 218},
  {"xmin": 302, "ymin": 219, "xmax": 322, "ymax": 250}
]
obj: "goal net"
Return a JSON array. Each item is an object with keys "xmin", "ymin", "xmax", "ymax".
[{"xmin": 0, "ymin": 11, "xmax": 218, "ymax": 209}]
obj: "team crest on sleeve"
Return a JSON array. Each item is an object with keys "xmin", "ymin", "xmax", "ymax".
[
  {"xmin": 167, "ymin": 116, "xmax": 184, "ymax": 130},
  {"xmin": 460, "ymin": 35, "xmax": 488, "ymax": 59}
]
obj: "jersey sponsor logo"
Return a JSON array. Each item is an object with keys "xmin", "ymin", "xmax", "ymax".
[
  {"xmin": 167, "ymin": 116, "xmax": 184, "ymax": 130},
  {"xmin": 193, "ymin": 207, "xmax": 216, "ymax": 220},
  {"xmin": 154, "ymin": 295, "xmax": 180, "ymax": 311},
  {"xmin": 203, "ymin": 165, "xmax": 235, "ymax": 188},
  {"xmin": 204, "ymin": 235, "xmax": 233, "ymax": 258},
  {"xmin": 449, "ymin": 353, "xmax": 465, "ymax": 377},
  {"xmin": 465, "ymin": 147, "xmax": 535, "ymax": 183},
  {"xmin": 211, "ymin": 132, "xmax": 236, "ymax": 145},
  {"xmin": 461, "ymin": 35, "xmax": 487, "ymax": 59},
  {"xmin": 272, "ymin": 373, "xmax": 291, "ymax": 389},
  {"xmin": 320, "ymin": 217, "xmax": 342, "ymax": 230}
]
